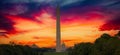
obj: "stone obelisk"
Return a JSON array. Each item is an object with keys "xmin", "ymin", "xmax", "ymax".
[{"xmin": 56, "ymin": 4, "xmax": 61, "ymax": 52}]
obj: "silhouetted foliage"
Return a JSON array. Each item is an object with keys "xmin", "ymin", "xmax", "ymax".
[
  {"xmin": 116, "ymin": 31, "xmax": 120, "ymax": 36},
  {"xmin": 68, "ymin": 31, "xmax": 120, "ymax": 55},
  {"xmin": 0, "ymin": 44, "xmax": 43, "ymax": 55}
]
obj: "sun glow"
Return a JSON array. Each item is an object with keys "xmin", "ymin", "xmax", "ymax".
[{"xmin": 0, "ymin": 11, "xmax": 118, "ymax": 47}]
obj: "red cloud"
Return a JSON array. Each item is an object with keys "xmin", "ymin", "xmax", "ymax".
[{"xmin": 99, "ymin": 16, "xmax": 120, "ymax": 31}]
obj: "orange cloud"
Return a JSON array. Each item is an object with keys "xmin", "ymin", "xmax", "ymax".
[{"xmin": 0, "ymin": 12, "xmax": 118, "ymax": 48}]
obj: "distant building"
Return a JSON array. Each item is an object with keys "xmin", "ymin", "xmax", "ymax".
[
  {"xmin": 31, "ymin": 44, "xmax": 39, "ymax": 48},
  {"xmin": 61, "ymin": 42, "xmax": 66, "ymax": 52}
]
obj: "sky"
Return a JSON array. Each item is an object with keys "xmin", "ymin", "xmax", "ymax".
[{"xmin": 0, "ymin": 0, "xmax": 120, "ymax": 47}]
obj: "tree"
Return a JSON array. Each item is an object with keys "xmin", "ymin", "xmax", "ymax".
[
  {"xmin": 0, "ymin": 44, "xmax": 43, "ymax": 55},
  {"xmin": 115, "ymin": 31, "xmax": 120, "ymax": 38},
  {"xmin": 114, "ymin": 47, "xmax": 120, "ymax": 55},
  {"xmin": 116, "ymin": 31, "xmax": 120, "ymax": 36},
  {"xmin": 68, "ymin": 31, "xmax": 120, "ymax": 55},
  {"xmin": 69, "ymin": 43, "xmax": 93, "ymax": 55}
]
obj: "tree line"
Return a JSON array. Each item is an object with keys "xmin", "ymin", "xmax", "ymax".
[
  {"xmin": 0, "ymin": 44, "xmax": 43, "ymax": 55},
  {"xmin": 68, "ymin": 31, "xmax": 120, "ymax": 55},
  {"xmin": 1, "ymin": 31, "xmax": 120, "ymax": 55}
]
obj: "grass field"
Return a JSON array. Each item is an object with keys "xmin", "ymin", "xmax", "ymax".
[{"xmin": 44, "ymin": 52, "xmax": 68, "ymax": 55}]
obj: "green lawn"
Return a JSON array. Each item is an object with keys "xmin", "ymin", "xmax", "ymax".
[{"xmin": 44, "ymin": 52, "xmax": 68, "ymax": 55}]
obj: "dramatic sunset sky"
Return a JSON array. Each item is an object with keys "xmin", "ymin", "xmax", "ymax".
[{"xmin": 0, "ymin": 0, "xmax": 120, "ymax": 47}]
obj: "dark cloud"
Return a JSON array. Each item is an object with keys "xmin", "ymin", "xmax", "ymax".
[
  {"xmin": 99, "ymin": 16, "xmax": 120, "ymax": 31},
  {"xmin": 0, "ymin": 2, "xmax": 55, "ymax": 33},
  {"xmin": 0, "ymin": 3, "xmax": 49, "ymax": 21},
  {"xmin": 0, "ymin": 0, "xmax": 120, "ymax": 32},
  {"xmin": 0, "ymin": 0, "xmax": 54, "ymax": 3},
  {"xmin": 0, "ymin": 3, "xmax": 28, "ymax": 15},
  {"xmin": 0, "ymin": 15, "xmax": 15, "ymax": 32}
]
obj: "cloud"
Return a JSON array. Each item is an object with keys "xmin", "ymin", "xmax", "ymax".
[
  {"xmin": 61, "ymin": 0, "xmax": 84, "ymax": 6},
  {"xmin": 99, "ymin": 16, "xmax": 120, "ymax": 31},
  {"xmin": 0, "ymin": 0, "xmax": 84, "ymax": 7},
  {"xmin": 0, "ymin": 15, "xmax": 15, "ymax": 32},
  {"xmin": 99, "ymin": 1, "xmax": 119, "ymax": 6},
  {"xmin": 0, "ymin": 4, "xmax": 29, "ymax": 15},
  {"xmin": 1, "ymin": 0, "xmax": 55, "ymax": 3}
]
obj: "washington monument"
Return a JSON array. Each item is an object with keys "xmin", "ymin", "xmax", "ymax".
[{"xmin": 56, "ymin": 4, "xmax": 61, "ymax": 52}]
